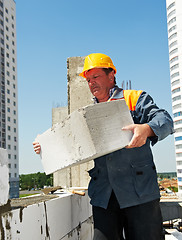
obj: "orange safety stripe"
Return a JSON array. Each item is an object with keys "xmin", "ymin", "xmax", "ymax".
[
  {"xmin": 108, "ymin": 97, "xmax": 124, "ymax": 102},
  {"xmin": 123, "ymin": 90, "xmax": 143, "ymax": 111}
]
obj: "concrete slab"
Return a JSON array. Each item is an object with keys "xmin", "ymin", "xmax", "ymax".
[
  {"xmin": 37, "ymin": 100, "xmax": 133, "ymax": 174},
  {"xmin": 0, "ymin": 149, "xmax": 9, "ymax": 206}
]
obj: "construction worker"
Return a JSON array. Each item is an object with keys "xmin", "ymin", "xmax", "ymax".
[{"xmin": 33, "ymin": 53, "xmax": 174, "ymax": 240}]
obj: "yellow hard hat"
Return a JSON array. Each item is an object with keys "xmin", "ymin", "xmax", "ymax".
[{"xmin": 79, "ymin": 53, "xmax": 117, "ymax": 78}]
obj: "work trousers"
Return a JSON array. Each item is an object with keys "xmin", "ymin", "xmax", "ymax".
[{"xmin": 93, "ymin": 191, "xmax": 164, "ymax": 240}]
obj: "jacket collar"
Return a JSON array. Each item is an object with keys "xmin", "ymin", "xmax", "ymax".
[{"xmin": 93, "ymin": 85, "xmax": 122, "ymax": 104}]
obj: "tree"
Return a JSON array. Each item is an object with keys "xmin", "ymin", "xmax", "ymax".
[{"xmin": 19, "ymin": 172, "xmax": 53, "ymax": 190}]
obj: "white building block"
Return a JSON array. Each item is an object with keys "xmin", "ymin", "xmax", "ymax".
[
  {"xmin": 37, "ymin": 100, "xmax": 133, "ymax": 174},
  {"xmin": 165, "ymin": 229, "xmax": 182, "ymax": 239},
  {"xmin": 0, "ymin": 192, "xmax": 93, "ymax": 240},
  {"xmin": 0, "ymin": 148, "xmax": 9, "ymax": 206}
]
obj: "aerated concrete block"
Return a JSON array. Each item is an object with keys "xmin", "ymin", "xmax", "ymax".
[
  {"xmin": 0, "ymin": 192, "xmax": 92, "ymax": 239},
  {"xmin": 37, "ymin": 100, "xmax": 133, "ymax": 175},
  {"xmin": 0, "ymin": 148, "xmax": 9, "ymax": 206}
]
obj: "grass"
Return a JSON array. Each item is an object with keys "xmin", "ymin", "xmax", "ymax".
[{"xmin": 19, "ymin": 193, "xmax": 40, "ymax": 198}]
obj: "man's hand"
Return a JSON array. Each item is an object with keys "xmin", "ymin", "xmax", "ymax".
[
  {"xmin": 32, "ymin": 141, "xmax": 41, "ymax": 154},
  {"xmin": 122, "ymin": 124, "xmax": 155, "ymax": 148}
]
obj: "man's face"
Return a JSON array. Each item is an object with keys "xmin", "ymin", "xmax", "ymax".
[{"xmin": 85, "ymin": 68, "xmax": 114, "ymax": 102}]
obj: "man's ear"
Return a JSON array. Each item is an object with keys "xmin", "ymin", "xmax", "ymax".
[{"xmin": 109, "ymin": 70, "xmax": 115, "ymax": 83}]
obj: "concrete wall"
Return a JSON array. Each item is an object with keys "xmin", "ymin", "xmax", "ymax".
[
  {"xmin": 0, "ymin": 149, "xmax": 9, "ymax": 206},
  {"xmin": 54, "ymin": 57, "xmax": 94, "ymax": 188},
  {"xmin": 52, "ymin": 107, "xmax": 68, "ymax": 126},
  {"xmin": 67, "ymin": 56, "xmax": 93, "ymax": 114},
  {"xmin": 160, "ymin": 199, "xmax": 182, "ymax": 221},
  {"xmin": 0, "ymin": 192, "xmax": 93, "ymax": 240}
]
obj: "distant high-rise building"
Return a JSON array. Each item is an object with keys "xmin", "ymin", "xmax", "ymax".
[
  {"xmin": 166, "ymin": 0, "xmax": 182, "ymax": 193},
  {"xmin": 0, "ymin": 0, "xmax": 18, "ymax": 198}
]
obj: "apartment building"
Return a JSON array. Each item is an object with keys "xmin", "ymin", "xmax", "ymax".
[
  {"xmin": 166, "ymin": 0, "xmax": 182, "ymax": 193},
  {"xmin": 0, "ymin": 0, "xmax": 18, "ymax": 198}
]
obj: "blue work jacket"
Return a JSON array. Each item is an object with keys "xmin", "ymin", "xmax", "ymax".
[{"xmin": 88, "ymin": 87, "xmax": 174, "ymax": 209}]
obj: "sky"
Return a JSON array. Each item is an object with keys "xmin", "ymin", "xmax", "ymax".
[{"xmin": 16, "ymin": 0, "xmax": 176, "ymax": 174}]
